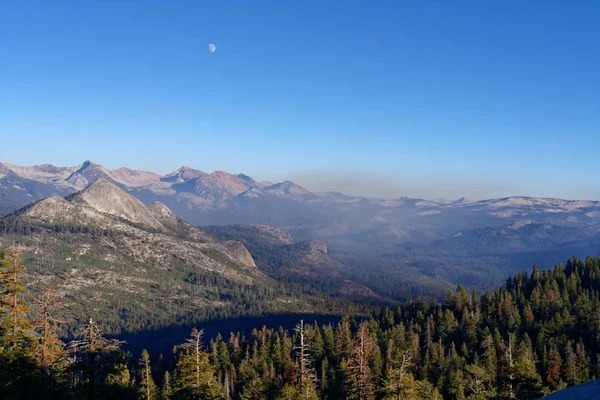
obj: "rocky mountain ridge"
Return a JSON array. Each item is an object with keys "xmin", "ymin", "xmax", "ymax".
[
  {"xmin": 0, "ymin": 178, "xmax": 320, "ymax": 329},
  {"xmin": 4, "ymin": 160, "xmax": 600, "ymax": 296},
  {"xmin": 4, "ymin": 160, "xmax": 600, "ymax": 213}
]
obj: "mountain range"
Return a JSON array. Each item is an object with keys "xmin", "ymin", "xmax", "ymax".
[
  {"xmin": 0, "ymin": 176, "xmax": 374, "ymax": 333},
  {"xmin": 3, "ymin": 160, "xmax": 600, "ymax": 300},
  {"xmin": 0, "ymin": 160, "xmax": 315, "ymax": 217}
]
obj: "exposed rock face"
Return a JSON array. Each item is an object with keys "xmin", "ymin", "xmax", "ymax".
[
  {"xmin": 237, "ymin": 173, "xmax": 256, "ymax": 183},
  {"xmin": 26, "ymin": 196, "xmax": 86, "ymax": 222},
  {"xmin": 65, "ymin": 160, "xmax": 114, "ymax": 189},
  {"xmin": 217, "ymin": 241, "xmax": 257, "ymax": 269},
  {"xmin": 147, "ymin": 201, "xmax": 177, "ymax": 222},
  {"xmin": 70, "ymin": 178, "xmax": 165, "ymax": 229},
  {"xmin": 23, "ymin": 195, "xmax": 136, "ymax": 231}
]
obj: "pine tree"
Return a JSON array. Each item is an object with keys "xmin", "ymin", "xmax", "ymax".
[
  {"xmin": 464, "ymin": 363, "xmax": 494, "ymax": 400},
  {"xmin": 513, "ymin": 338, "xmax": 543, "ymax": 399},
  {"xmin": 0, "ymin": 248, "xmax": 39, "ymax": 398},
  {"xmin": 173, "ymin": 327, "xmax": 225, "ymax": 399},
  {"xmin": 575, "ymin": 341, "xmax": 590, "ymax": 385},
  {"xmin": 335, "ymin": 318, "xmax": 353, "ymax": 361},
  {"xmin": 161, "ymin": 371, "xmax": 172, "ymax": 400},
  {"xmin": 480, "ymin": 332, "xmax": 497, "ymax": 388},
  {"xmin": 563, "ymin": 341, "xmax": 577, "ymax": 386},
  {"xmin": 349, "ymin": 322, "xmax": 374, "ymax": 399},
  {"xmin": 0, "ymin": 247, "xmax": 33, "ymax": 349},
  {"xmin": 294, "ymin": 320, "xmax": 318, "ymax": 400},
  {"xmin": 31, "ymin": 287, "xmax": 66, "ymax": 392},
  {"xmin": 277, "ymin": 382, "xmax": 301, "ymax": 400},
  {"xmin": 545, "ymin": 345, "xmax": 562, "ymax": 390},
  {"xmin": 382, "ymin": 350, "xmax": 412, "ymax": 400},
  {"xmin": 383, "ymin": 372, "xmax": 433, "ymax": 400},
  {"xmin": 239, "ymin": 376, "xmax": 266, "ymax": 400},
  {"xmin": 138, "ymin": 349, "xmax": 158, "ymax": 400}
]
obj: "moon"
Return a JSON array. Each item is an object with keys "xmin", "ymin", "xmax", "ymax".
[{"xmin": 208, "ymin": 44, "xmax": 216, "ymax": 53}]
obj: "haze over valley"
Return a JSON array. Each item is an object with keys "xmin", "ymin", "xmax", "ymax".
[{"xmin": 3, "ymin": 159, "xmax": 600, "ymax": 305}]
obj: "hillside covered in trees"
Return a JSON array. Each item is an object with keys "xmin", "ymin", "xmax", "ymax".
[
  {"xmin": 0, "ymin": 179, "xmax": 375, "ymax": 336},
  {"xmin": 2, "ymin": 246, "xmax": 600, "ymax": 399}
]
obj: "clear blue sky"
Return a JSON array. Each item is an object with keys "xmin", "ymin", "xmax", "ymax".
[{"xmin": 1, "ymin": 1, "xmax": 599, "ymax": 199}]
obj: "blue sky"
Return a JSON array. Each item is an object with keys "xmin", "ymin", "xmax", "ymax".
[{"xmin": 1, "ymin": 1, "xmax": 599, "ymax": 199}]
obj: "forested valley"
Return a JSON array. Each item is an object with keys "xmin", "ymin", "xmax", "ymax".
[{"xmin": 2, "ymin": 246, "xmax": 600, "ymax": 399}]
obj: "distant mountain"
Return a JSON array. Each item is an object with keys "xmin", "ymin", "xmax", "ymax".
[
  {"xmin": 4, "ymin": 160, "xmax": 600, "ymax": 296},
  {"xmin": 0, "ymin": 178, "xmax": 338, "ymax": 331},
  {"xmin": 0, "ymin": 160, "xmax": 321, "ymax": 221},
  {"xmin": 68, "ymin": 178, "xmax": 166, "ymax": 229},
  {"xmin": 262, "ymin": 181, "xmax": 319, "ymax": 201},
  {"xmin": 160, "ymin": 166, "xmax": 206, "ymax": 183}
]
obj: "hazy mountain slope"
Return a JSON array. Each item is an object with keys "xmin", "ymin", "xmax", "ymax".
[
  {"xmin": 4, "ymin": 160, "xmax": 600, "ymax": 295},
  {"xmin": 0, "ymin": 163, "xmax": 74, "ymax": 214},
  {"xmin": 0, "ymin": 179, "xmax": 321, "ymax": 331},
  {"xmin": 204, "ymin": 224, "xmax": 391, "ymax": 304}
]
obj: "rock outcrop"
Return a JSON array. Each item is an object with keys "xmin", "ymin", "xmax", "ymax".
[{"xmin": 70, "ymin": 178, "xmax": 165, "ymax": 229}]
